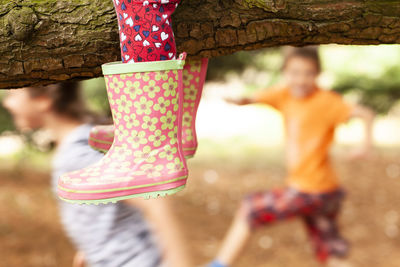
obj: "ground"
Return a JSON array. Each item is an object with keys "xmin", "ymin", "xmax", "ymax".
[{"xmin": 0, "ymin": 144, "xmax": 399, "ymax": 267}]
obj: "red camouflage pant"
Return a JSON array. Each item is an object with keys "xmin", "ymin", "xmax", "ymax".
[{"xmin": 244, "ymin": 187, "xmax": 349, "ymax": 263}]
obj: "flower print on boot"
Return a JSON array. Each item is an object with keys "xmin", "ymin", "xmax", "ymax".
[
  {"xmin": 58, "ymin": 55, "xmax": 188, "ymax": 204},
  {"xmin": 88, "ymin": 58, "xmax": 209, "ymax": 158}
]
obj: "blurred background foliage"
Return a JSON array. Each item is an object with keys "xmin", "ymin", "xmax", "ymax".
[
  {"xmin": 1, "ymin": 44, "xmax": 400, "ymax": 136},
  {"xmin": 206, "ymin": 45, "xmax": 400, "ymax": 115},
  {"xmin": 2, "ymin": 44, "xmax": 400, "ymax": 267},
  {"xmin": 0, "ymin": 103, "xmax": 15, "ymax": 133}
]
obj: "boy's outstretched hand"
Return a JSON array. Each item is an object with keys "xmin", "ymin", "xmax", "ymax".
[
  {"xmin": 346, "ymin": 104, "xmax": 375, "ymax": 161},
  {"xmin": 225, "ymin": 97, "xmax": 254, "ymax": 106},
  {"xmin": 347, "ymin": 146, "xmax": 373, "ymax": 161}
]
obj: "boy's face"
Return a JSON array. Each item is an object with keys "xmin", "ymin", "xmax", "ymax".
[
  {"xmin": 2, "ymin": 88, "xmax": 49, "ymax": 131},
  {"xmin": 283, "ymin": 56, "xmax": 319, "ymax": 98}
]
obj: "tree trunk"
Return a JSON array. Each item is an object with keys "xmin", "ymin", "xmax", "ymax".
[{"xmin": 1, "ymin": 0, "xmax": 400, "ymax": 89}]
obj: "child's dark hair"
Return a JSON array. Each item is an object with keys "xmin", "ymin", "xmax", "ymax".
[
  {"xmin": 282, "ymin": 46, "xmax": 321, "ymax": 73},
  {"xmin": 28, "ymin": 82, "xmax": 110, "ymax": 124}
]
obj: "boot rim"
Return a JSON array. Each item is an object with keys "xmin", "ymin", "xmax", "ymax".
[{"xmin": 102, "ymin": 58, "xmax": 185, "ymax": 75}]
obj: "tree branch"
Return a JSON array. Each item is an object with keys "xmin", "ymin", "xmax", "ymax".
[{"xmin": 1, "ymin": 0, "xmax": 400, "ymax": 88}]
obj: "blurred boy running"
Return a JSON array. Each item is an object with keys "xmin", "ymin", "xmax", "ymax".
[{"xmin": 210, "ymin": 46, "xmax": 375, "ymax": 267}]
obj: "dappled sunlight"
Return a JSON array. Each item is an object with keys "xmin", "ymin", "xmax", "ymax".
[
  {"xmin": 1, "ymin": 45, "xmax": 400, "ymax": 267},
  {"xmin": 321, "ymin": 45, "xmax": 400, "ymax": 78},
  {"xmin": 0, "ymin": 134, "xmax": 24, "ymax": 157},
  {"xmin": 337, "ymin": 117, "xmax": 400, "ymax": 146},
  {"xmin": 196, "ymin": 81, "xmax": 284, "ymax": 147},
  {"xmin": 197, "ymin": 82, "xmax": 400, "ymax": 150}
]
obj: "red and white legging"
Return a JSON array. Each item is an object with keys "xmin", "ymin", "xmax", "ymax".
[{"xmin": 112, "ymin": 0, "xmax": 181, "ymax": 63}]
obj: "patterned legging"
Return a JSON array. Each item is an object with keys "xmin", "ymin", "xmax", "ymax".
[
  {"xmin": 244, "ymin": 187, "xmax": 349, "ymax": 262},
  {"xmin": 112, "ymin": 0, "xmax": 181, "ymax": 63}
]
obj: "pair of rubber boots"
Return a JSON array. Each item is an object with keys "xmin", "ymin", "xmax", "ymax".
[{"xmin": 58, "ymin": 55, "xmax": 208, "ymax": 204}]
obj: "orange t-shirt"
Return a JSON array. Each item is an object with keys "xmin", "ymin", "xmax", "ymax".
[{"xmin": 255, "ymin": 86, "xmax": 353, "ymax": 193}]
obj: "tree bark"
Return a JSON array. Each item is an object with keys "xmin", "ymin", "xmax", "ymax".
[{"xmin": 1, "ymin": 0, "xmax": 400, "ymax": 89}]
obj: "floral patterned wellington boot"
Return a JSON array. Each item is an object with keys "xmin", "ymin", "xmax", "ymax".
[
  {"xmin": 58, "ymin": 54, "xmax": 188, "ymax": 204},
  {"xmin": 88, "ymin": 58, "xmax": 209, "ymax": 158},
  {"xmin": 88, "ymin": 125, "xmax": 114, "ymax": 154},
  {"xmin": 181, "ymin": 58, "xmax": 208, "ymax": 157}
]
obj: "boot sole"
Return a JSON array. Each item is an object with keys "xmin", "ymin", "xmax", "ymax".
[{"xmin": 58, "ymin": 184, "xmax": 186, "ymax": 205}]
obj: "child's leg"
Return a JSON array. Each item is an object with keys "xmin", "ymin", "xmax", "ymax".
[
  {"xmin": 112, "ymin": 0, "xmax": 181, "ymax": 63},
  {"xmin": 214, "ymin": 204, "xmax": 251, "ymax": 266},
  {"xmin": 213, "ymin": 188, "xmax": 318, "ymax": 266},
  {"xmin": 303, "ymin": 215, "xmax": 332, "ymax": 262},
  {"xmin": 323, "ymin": 212, "xmax": 349, "ymax": 258},
  {"xmin": 302, "ymin": 190, "xmax": 349, "ymax": 263}
]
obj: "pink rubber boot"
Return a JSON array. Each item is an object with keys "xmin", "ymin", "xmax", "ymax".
[
  {"xmin": 58, "ymin": 55, "xmax": 188, "ymax": 204},
  {"xmin": 181, "ymin": 58, "xmax": 208, "ymax": 157},
  {"xmin": 88, "ymin": 58, "xmax": 209, "ymax": 158},
  {"xmin": 88, "ymin": 125, "xmax": 114, "ymax": 154}
]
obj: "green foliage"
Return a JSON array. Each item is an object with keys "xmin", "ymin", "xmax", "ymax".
[
  {"xmin": 323, "ymin": 45, "xmax": 400, "ymax": 114},
  {"xmin": 207, "ymin": 48, "xmax": 281, "ymax": 81},
  {"xmin": 0, "ymin": 45, "xmax": 399, "ymax": 139},
  {"xmin": 82, "ymin": 77, "xmax": 111, "ymax": 117},
  {"xmin": 209, "ymin": 45, "xmax": 400, "ymax": 114},
  {"xmin": 0, "ymin": 92, "xmax": 15, "ymax": 133},
  {"xmin": 332, "ymin": 65, "xmax": 400, "ymax": 114},
  {"xmin": 0, "ymin": 78, "xmax": 110, "ymax": 136}
]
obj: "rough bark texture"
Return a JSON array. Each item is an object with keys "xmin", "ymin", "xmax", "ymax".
[{"xmin": 1, "ymin": 0, "xmax": 400, "ymax": 89}]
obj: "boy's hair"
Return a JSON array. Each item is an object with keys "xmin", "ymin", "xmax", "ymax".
[
  {"xmin": 28, "ymin": 82, "xmax": 109, "ymax": 124},
  {"xmin": 282, "ymin": 46, "xmax": 321, "ymax": 73}
]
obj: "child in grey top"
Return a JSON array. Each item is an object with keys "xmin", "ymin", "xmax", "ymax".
[
  {"xmin": 53, "ymin": 124, "xmax": 162, "ymax": 267},
  {"xmin": 3, "ymin": 82, "xmax": 191, "ymax": 267}
]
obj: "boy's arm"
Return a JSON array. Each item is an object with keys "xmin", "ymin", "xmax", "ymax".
[
  {"xmin": 225, "ymin": 97, "xmax": 256, "ymax": 106},
  {"xmin": 124, "ymin": 198, "xmax": 192, "ymax": 267},
  {"xmin": 226, "ymin": 88, "xmax": 284, "ymax": 107},
  {"xmin": 348, "ymin": 104, "xmax": 375, "ymax": 159}
]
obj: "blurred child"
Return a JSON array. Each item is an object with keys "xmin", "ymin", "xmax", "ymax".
[
  {"xmin": 209, "ymin": 47, "xmax": 375, "ymax": 267},
  {"xmin": 3, "ymin": 82, "xmax": 191, "ymax": 267}
]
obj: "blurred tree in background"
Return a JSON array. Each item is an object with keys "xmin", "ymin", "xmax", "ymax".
[
  {"xmin": 0, "ymin": 99, "xmax": 15, "ymax": 133},
  {"xmin": 326, "ymin": 45, "xmax": 400, "ymax": 114},
  {"xmin": 208, "ymin": 45, "xmax": 400, "ymax": 114},
  {"xmin": 1, "ymin": 45, "xmax": 400, "ymax": 138},
  {"xmin": 333, "ymin": 65, "xmax": 400, "ymax": 114},
  {"xmin": 207, "ymin": 49, "xmax": 281, "ymax": 81},
  {"xmin": 81, "ymin": 77, "xmax": 110, "ymax": 117},
  {"xmin": 0, "ymin": 78, "xmax": 110, "ymax": 151}
]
